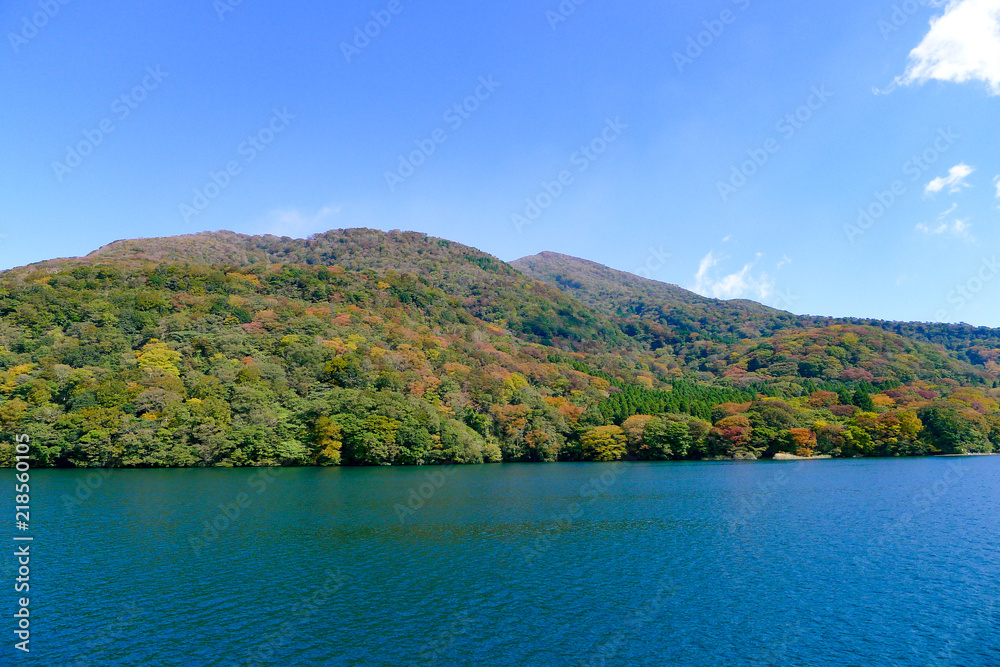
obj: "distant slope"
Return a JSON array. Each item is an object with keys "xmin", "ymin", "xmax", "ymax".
[
  {"xmin": 511, "ymin": 251, "xmax": 801, "ymax": 340},
  {"xmin": 512, "ymin": 251, "xmax": 1000, "ymax": 375}
]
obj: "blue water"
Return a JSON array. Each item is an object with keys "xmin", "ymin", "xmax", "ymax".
[{"xmin": 14, "ymin": 457, "xmax": 1000, "ymax": 665}]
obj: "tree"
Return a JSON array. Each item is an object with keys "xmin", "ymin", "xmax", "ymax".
[
  {"xmin": 708, "ymin": 415, "xmax": 754, "ymax": 458},
  {"xmin": 136, "ymin": 339, "xmax": 182, "ymax": 376},
  {"xmin": 341, "ymin": 414, "xmax": 401, "ymax": 465},
  {"xmin": 918, "ymin": 406, "xmax": 988, "ymax": 454},
  {"xmin": 841, "ymin": 424, "xmax": 875, "ymax": 457},
  {"xmin": 785, "ymin": 428, "xmax": 817, "ymax": 457},
  {"xmin": 313, "ymin": 416, "xmax": 343, "ymax": 465},
  {"xmin": 814, "ymin": 422, "xmax": 845, "ymax": 456},
  {"xmin": 581, "ymin": 426, "xmax": 628, "ymax": 462},
  {"xmin": 747, "ymin": 401, "xmax": 797, "ymax": 453},
  {"xmin": 622, "ymin": 415, "xmax": 653, "ymax": 457},
  {"xmin": 852, "ymin": 389, "xmax": 876, "ymax": 412},
  {"xmin": 643, "ymin": 416, "xmax": 691, "ymax": 460}
]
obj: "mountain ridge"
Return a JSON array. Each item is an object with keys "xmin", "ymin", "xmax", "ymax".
[{"xmin": 1, "ymin": 227, "xmax": 998, "ymax": 467}]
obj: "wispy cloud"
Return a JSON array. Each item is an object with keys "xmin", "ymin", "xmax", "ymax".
[
  {"xmin": 693, "ymin": 251, "xmax": 774, "ymax": 301},
  {"xmin": 994, "ymin": 174, "xmax": 1000, "ymax": 199},
  {"xmin": 924, "ymin": 163, "xmax": 975, "ymax": 195},
  {"xmin": 937, "ymin": 203, "xmax": 959, "ymax": 218},
  {"xmin": 776, "ymin": 254, "xmax": 792, "ymax": 270},
  {"xmin": 916, "ymin": 202, "xmax": 970, "ymax": 236},
  {"xmin": 916, "ymin": 217, "xmax": 972, "ymax": 237},
  {"xmin": 260, "ymin": 205, "xmax": 340, "ymax": 237},
  {"xmin": 890, "ymin": 0, "xmax": 1000, "ymax": 95}
]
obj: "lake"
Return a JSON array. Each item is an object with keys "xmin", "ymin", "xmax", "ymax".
[{"xmin": 24, "ymin": 457, "xmax": 1000, "ymax": 665}]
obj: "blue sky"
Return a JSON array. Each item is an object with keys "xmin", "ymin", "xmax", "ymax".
[{"xmin": 3, "ymin": 0, "xmax": 1000, "ymax": 325}]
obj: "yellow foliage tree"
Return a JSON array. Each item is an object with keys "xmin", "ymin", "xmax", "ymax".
[
  {"xmin": 136, "ymin": 340, "xmax": 182, "ymax": 376},
  {"xmin": 314, "ymin": 416, "xmax": 343, "ymax": 465},
  {"xmin": 622, "ymin": 415, "xmax": 654, "ymax": 452},
  {"xmin": 581, "ymin": 425, "xmax": 628, "ymax": 462},
  {"xmin": 1, "ymin": 363, "xmax": 34, "ymax": 394}
]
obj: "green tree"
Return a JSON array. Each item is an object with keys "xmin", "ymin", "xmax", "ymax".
[
  {"xmin": 643, "ymin": 416, "xmax": 692, "ymax": 460},
  {"xmin": 918, "ymin": 406, "xmax": 989, "ymax": 454},
  {"xmin": 852, "ymin": 389, "xmax": 876, "ymax": 412},
  {"xmin": 343, "ymin": 414, "xmax": 402, "ymax": 465}
]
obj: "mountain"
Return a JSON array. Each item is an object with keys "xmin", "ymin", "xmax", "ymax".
[
  {"xmin": 512, "ymin": 251, "xmax": 1000, "ymax": 377},
  {"xmin": 11, "ymin": 230, "xmax": 628, "ymax": 353},
  {"xmin": 0, "ymin": 228, "xmax": 997, "ymax": 468}
]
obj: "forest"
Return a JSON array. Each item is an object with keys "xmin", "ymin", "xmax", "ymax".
[{"xmin": 0, "ymin": 229, "xmax": 998, "ymax": 467}]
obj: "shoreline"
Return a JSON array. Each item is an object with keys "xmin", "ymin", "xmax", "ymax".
[
  {"xmin": 16, "ymin": 452, "xmax": 1000, "ymax": 470},
  {"xmin": 772, "ymin": 453, "xmax": 834, "ymax": 461}
]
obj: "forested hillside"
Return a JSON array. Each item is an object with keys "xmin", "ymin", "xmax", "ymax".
[
  {"xmin": 512, "ymin": 252, "xmax": 1000, "ymax": 374},
  {"xmin": 0, "ymin": 229, "xmax": 997, "ymax": 468}
]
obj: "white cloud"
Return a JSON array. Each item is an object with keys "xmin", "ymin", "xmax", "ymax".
[
  {"xmin": 776, "ymin": 254, "xmax": 792, "ymax": 270},
  {"xmin": 916, "ymin": 217, "xmax": 972, "ymax": 237},
  {"xmin": 924, "ymin": 163, "xmax": 975, "ymax": 195},
  {"xmin": 693, "ymin": 251, "xmax": 774, "ymax": 301},
  {"xmin": 892, "ymin": 0, "xmax": 1000, "ymax": 95},
  {"xmin": 994, "ymin": 174, "xmax": 1000, "ymax": 198},
  {"xmin": 937, "ymin": 203, "xmax": 959, "ymax": 218},
  {"xmin": 694, "ymin": 252, "xmax": 719, "ymax": 285},
  {"xmin": 260, "ymin": 205, "xmax": 340, "ymax": 237}
]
